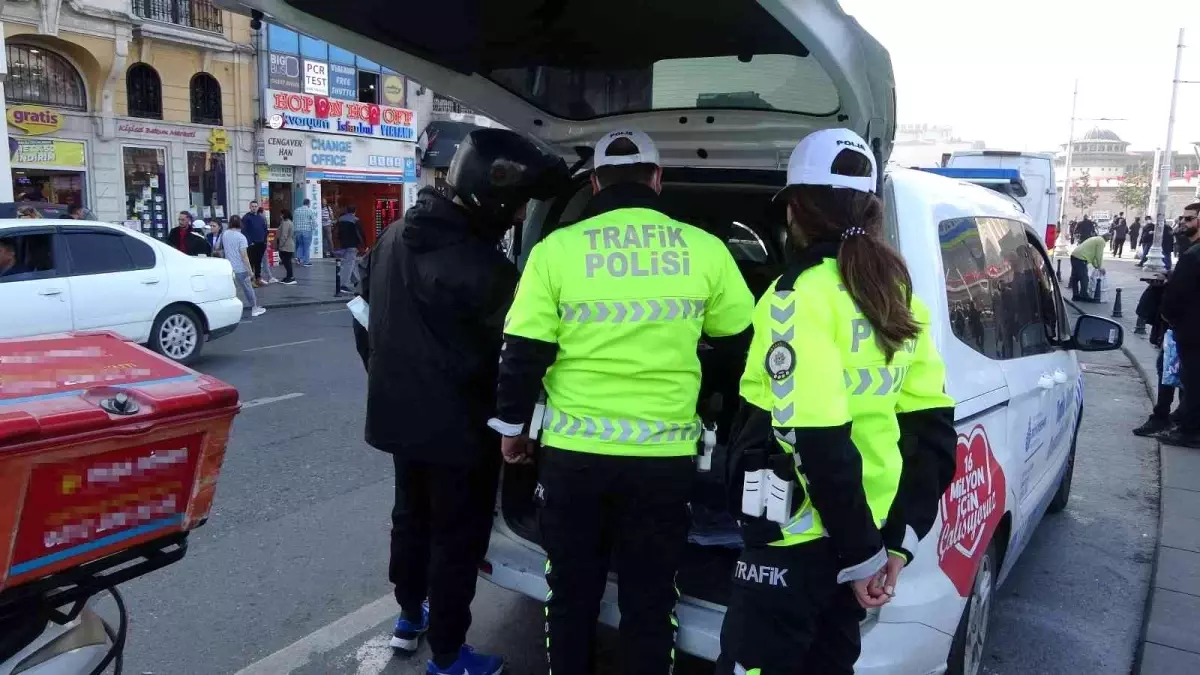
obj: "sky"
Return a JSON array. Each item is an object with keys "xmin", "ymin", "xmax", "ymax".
[{"xmin": 839, "ymin": 0, "xmax": 1200, "ymax": 153}]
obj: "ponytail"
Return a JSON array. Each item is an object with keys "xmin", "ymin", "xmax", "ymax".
[{"xmin": 785, "ymin": 185, "xmax": 920, "ymax": 362}]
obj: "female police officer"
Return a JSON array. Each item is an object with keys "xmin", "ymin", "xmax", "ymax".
[{"xmin": 717, "ymin": 128, "xmax": 957, "ymax": 674}]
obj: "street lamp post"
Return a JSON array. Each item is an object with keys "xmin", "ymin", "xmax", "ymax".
[{"xmin": 1144, "ymin": 28, "xmax": 1187, "ymax": 275}]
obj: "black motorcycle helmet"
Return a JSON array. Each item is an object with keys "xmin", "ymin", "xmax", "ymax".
[{"xmin": 444, "ymin": 128, "xmax": 569, "ymax": 229}]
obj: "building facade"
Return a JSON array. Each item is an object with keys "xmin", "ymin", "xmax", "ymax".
[
  {"xmin": 1055, "ymin": 128, "xmax": 1200, "ymax": 221},
  {"xmin": 1, "ymin": 0, "xmax": 257, "ymax": 238}
]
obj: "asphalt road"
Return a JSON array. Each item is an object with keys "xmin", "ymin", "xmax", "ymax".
[{"xmin": 112, "ymin": 306, "xmax": 1157, "ymax": 675}]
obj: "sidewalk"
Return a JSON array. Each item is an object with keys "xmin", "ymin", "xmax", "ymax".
[
  {"xmin": 1057, "ymin": 251, "xmax": 1200, "ymax": 674},
  {"xmin": 240, "ymin": 257, "xmax": 352, "ymax": 309}
]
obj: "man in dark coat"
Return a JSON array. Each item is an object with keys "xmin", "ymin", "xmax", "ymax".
[
  {"xmin": 353, "ymin": 129, "xmax": 567, "ymax": 674},
  {"xmin": 1159, "ymin": 202, "xmax": 1200, "ymax": 447},
  {"xmin": 1075, "ymin": 213, "xmax": 1097, "ymax": 241},
  {"xmin": 1111, "ymin": 212, "xmax": 1128, "ymax": 257},
  {"xmin": 167, "ymin": 211, "xmax": 211, "ymax": 256}
]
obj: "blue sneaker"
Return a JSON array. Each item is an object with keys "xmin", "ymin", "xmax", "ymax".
[
  {"xmin": 389, "ymin": 600, "xmax": 429, "ymax": 652},
  {"xmin": 425, "ymin": 645, "xmax": 505, "ymax": 675}
]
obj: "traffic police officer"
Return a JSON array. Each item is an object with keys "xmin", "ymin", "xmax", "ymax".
[
  {"xmin": 716, "ymin": 129, "xmax": 957, "ymax": 674},
  {"xmin": 489, "ymin": 129, "xmax": 755, "ymax": 674}
]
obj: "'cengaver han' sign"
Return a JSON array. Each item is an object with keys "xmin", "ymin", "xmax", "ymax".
[{"xmin": 261, "ymin": 130, "xmax": 308, "ymax": 166}]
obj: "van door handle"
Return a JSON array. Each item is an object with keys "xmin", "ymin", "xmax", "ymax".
[
  {"xmin": 1038, "ymin": 374, "xmax": 1056, "ymax": 390},
  {"xmin": 38, "ymin": 288, "xmax": 63, "ymax": 296},
  {"xmin": 1053, "ymin": 369, "xmax": 1069, "ymax": 384},
  {"xmin": 141, "ymin": 278, "xmax": 160, "ymax": 285}
]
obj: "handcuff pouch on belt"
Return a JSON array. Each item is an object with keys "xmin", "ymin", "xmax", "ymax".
[{"xmin": 725, "ymin": 406, "xmax": 808, "ymax": 547}]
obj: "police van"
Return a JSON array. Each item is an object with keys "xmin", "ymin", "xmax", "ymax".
[{"xmin": 221, "ymin": 1, "xmax": 1123, "ymax": 672}]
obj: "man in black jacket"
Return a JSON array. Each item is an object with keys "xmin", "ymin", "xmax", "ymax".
[
  {"xmin": 1160, "ymin": 202, "xmax": 1200, "ymax": 447},
  {"xmin": 1075, "ymin": 213, "xmax": 1097, "ymax": 241},
  {"xmin": 354, "ymin": 128, "xmax": 567, "ymax": 675},
  {"xmin": 334, "ymin": 205, "xmax": 364, "ymax": 294}
]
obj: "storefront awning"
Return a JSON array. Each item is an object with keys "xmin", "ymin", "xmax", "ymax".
[{"xmin": 419, "ymin": 121, "xmax": 482, "ymax": 169}]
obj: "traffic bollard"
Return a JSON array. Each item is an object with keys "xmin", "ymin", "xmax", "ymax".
[
  {"xmin": 334, "ymin": 256, "xmax": 343, "ymax": 296},
  {"xmin": 1056, "ymin": 258, "xmax": 1062, "ymax": 282},
  {"xmin": 1093, "ymin": 277, "xmax": 1103, "ymax": 303},
  {"xmin": 1112, "ymin": 288, "xmax": 1123, "ymax": 318}
]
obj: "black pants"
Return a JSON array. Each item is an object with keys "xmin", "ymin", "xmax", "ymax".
[
  {"xmin": 1176, "ymin": 343, "xmax": 1200, "ymax": 434},
  {"xmin": 1114, "ymin": 238, "xmax": 1126, "ymax": 257},
  {"xmin": 247, "ymin": 242, "xmax": 266, "ymax": 279},
  {"xmin": 279, "ymin": 251, "xmax": 294, "ymax": 280},
  {"xmin": 538, "ymin": 449, "xmax": 693, "ymax": 675},
  {"xmin": 390, "ymin": 450, "xmax": 500, "ymax": 657},
  {"xmin": 716, "ymin": 540, "xmax": 865, "ymax": 675},
  {"xmin": 1069, "ymin": 257, "xmax": 1091, "ymax": 299}
]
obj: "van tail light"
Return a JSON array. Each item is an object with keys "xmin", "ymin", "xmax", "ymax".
[{"xmin": 1045, "ymin": 224, "xmax": 1058, "ymax": 250}]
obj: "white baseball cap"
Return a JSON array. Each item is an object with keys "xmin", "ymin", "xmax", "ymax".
[
  {"xmin": 778, "ymin": 128, "xmax": 878, "ymax": 196},
  {"xmin": 593, "ymin": 129, "xmax": 660, "ymax": 169}
]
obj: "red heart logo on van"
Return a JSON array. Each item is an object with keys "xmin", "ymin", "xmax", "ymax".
[{"xmin": 936, "ymin": 424, "xmax": 1006, "ymax": 597}]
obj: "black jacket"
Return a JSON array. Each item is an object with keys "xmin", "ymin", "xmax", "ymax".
[
  {"xmin": 355, "ymin": 187, "xmax": 518, "ymax": 463},
  {"xmin": 1163, "ymin": 240, "xmax": 1200, "ymax": 347},
  {"xmin": 1075, "ymin": 218, "xmax": 1097, "ymax": 240},
  {"xmin": 336, "ymin": 214, "xmax": 363, "ymax": 250},
  {"xmin": 167, "ymin": 226, "xmax": 212, "ymax": 256}
]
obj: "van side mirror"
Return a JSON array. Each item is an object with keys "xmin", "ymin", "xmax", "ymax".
[{"xmin": 1071, "ymin": 315, "xmax": 1123, "ymax": 352}]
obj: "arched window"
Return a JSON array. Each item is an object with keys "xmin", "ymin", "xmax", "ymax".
[
  {"xmin": 190, "ymin": 73, "xmax": 223, "ymax": 125},
  {"xmin": 127, "ymin": 63, "xmax": 162, "ymax": 119},
  {"xmin": 5, "ymin": 43, "xmax": 87, "ymax": 110}
]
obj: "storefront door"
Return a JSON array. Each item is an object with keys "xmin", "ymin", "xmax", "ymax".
[{"xmin": 122, "ymin": 146, "xmax": 170, "ymax": 240}]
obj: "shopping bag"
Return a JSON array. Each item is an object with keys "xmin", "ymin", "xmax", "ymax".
[
  {"xmin": 1163, "ymin": 329, "xmax": 1182, "ymax": 388},
  {"xmin": 1088, "ymin": 269, "xmax": 1108, "ymax": 302}
]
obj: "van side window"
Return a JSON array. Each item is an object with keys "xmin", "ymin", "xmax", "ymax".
[{"xmin": 939, "ymin": 217, "xmax": 1055, "ymax": 360}]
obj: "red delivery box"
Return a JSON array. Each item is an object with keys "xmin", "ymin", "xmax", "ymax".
[{"xmin": 0, "ymin": 332, "xmax": 239, "ymax": 594}]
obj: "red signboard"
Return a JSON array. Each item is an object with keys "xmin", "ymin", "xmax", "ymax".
[
  {"xmin": 937, "ymin": 424, "xmax": 1007, "ymax": 596},
  {"xmin": 10, "ymin": 433, "xmax": 203, "ymax": 575},
  {"xmin": 0, "ymin": 333, "xmax": 189, "ymax": 402}
]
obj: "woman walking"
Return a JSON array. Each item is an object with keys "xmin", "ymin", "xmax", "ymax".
[{"xmin": 277, "ymin": 208, "xmax": 298, "ymax": 285}]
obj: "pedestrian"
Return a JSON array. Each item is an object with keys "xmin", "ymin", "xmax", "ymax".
[
  {"xmin": 1068, "ymin": 218, "xmax": 1078, "ymax": 244},
  {"xmin": 334, "ymin": 205, "xmax": 364, "ymax": 294},
  {"xmin": 1130, "ymin": 216, "xmax": 1142, "ymax": 254},
  {"xmin": 276, "ymin": 208, "xmax": 297, "ymax": 285},
  {"xmin": 241, "ymin": 200, "xmax": 268, "ymax": 286},
  {"xmin": 492, "ymin": 128, "xmax": 755, "ymax": 675},
  {"xmin": 713, "ymin": 129, "xmax": 956, "ymax": 674},
  {"xmin": 206, "ymin": 220, "xmax": 223, "ymax": 253},
  {"xmin": 1137, "ymin": 220, "xmax": 1157, "ymax": 266},
  {"xmin": 68, "ymin": 204, "xmax": 85, "ymax": 219},
  {"xmin": 1160, "ymin": 219, "xmax": 1176, "ymax": 272},
  {"xmin": 353, "ymin": 128, "xmax": 568, "ymax": 675},
  {"xmin": 293, "ymin": 198, "xmax": 319, "ymax": 266},
  {"xmin": 1075, "ymin": 213, "xmax": 1097, "ymax": 241},
  {"xmin": 1112, "ymin": 212, "xmax": 1128, "ymax": 258},
  {"xmin": 219, "ymin": 215, "xmax": 266, "ymax": 317},
  {"xmin": 167, "ymin": 211, "xmax": 211, "ymax": 256},
  {"xmin": 321, "ymin": 198, "xmax": 335, "ymax": 258},
  {"xmin": 1069, "ymin": 234, "xmax": 1106, "ymax": 302},
  {"xmin": 1158, "ymin": 202, "xmax": 1200, "ymax": 447}
]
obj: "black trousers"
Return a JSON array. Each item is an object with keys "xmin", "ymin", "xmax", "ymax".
[
  {"xmin": 247, "ymin": 242, "xmax": 266, "ymax": 279},
  {"xmin": 1069, "ymin": 257, "xmax": 1091, "ymax": 299},
  {"xmin": 390, "ymin": 450, "xmax": 500, "ymax": 657},
  {"xmin": 716, "ymin": 540, "xmax": 865, "ymax": 675},
  {"xmin": 279, "ymin": 251, "xmax": 294, "ymax": 280},
  {"xmin": 1114, "ymin": 238, "xmax": 1126, "ymax": 257},
  {"xmin": 538, "ymin": 449, "xmax": 694, "ymax": 675},
  {"xmin": 1176, "ymin": 343, "xmax": 1200, "ymax": 434}
]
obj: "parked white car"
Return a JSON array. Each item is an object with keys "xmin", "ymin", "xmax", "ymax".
[
  {"xmin": 223, "ymin": 0, "xmax": 1123, "ymax": 672},
  {"xmin": 0, "ymin": 219, "xmax": 242, "ymax": 363}
]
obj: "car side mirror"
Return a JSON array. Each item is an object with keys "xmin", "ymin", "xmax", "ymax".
[{"xmin": 1071, "ymin": 315, "xmax": 1123, "ymax": 352}]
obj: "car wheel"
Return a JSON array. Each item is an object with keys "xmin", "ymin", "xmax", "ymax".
[
  {"xmin": 947, "ymin": 542, "xmax": 997, "ymax": 675},
  {"xmin": 151, "ymin": 306, "xmax": 204, "ymax": 365}
]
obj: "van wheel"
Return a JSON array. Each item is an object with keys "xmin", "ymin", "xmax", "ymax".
[
  {"xmin": 947, "ymin": 543, "xmax": 997, "ymax": 675},
  {"xmin": 150, "ymin": 306, "xmax": 203, "ymax": 364}
]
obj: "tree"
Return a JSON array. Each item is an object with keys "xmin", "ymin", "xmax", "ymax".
[
  {"xmin": 1115, "ymin": 163, "xmax": 1153, "ymax": 215},
  {"xmin": 1071, "ymin": 169, "xmax": 1099, "ymax": 214}
]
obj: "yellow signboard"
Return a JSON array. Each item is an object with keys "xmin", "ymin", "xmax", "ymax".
[
  {"xmin": 208, "ymin": 128, "xmax": 229, "ymax": 153},
  {"xmin": 382, "ymin": 75, "xmax": 405, "ymax": 105},
  {"xmin": 7, "ymin": 106, "xmax": 64, "ymax": 136},
  {"xmin": 11, "ymin": 139, "xmax": 87, "ymax": 168}
]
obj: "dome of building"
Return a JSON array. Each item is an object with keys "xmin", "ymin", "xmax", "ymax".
[{"xmin": 1082, "ymin": 128, "xmax": 1122, "ymax": 141}]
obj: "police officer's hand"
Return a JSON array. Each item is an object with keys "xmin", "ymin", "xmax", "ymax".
[
  {"xmin": 501, "ymin": 434, "xmax": 534, "ymax": 465},
  {"xmin": 881, "ymin": 552, "xmax": 906, "ymax": 597},
  {"xmin": 852, "ymin": 577, "xmax": 891, "ymax": 609}
]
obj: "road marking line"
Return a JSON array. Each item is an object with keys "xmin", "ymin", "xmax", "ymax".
[
  {"xmin": 242, "ymin": 338, "xmax": 325, "ymax": 352},
  {"xmin": 241, "ymin": 393, "xmax": 305, "ymax": 409},
  {"xmin": 316, "ymin": 308, "xmax": 347, "ymax": 315},
  {"xmin": 232, "ymin": 593, "xmax": 395, "ymax": 675}
]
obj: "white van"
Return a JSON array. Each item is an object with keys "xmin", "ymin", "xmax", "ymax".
[
  {"xmin": 946, "ymin": 151, "xmax": 1059, "ymax": 248},
  {"xmin": 220, "ymin": 1, "xmax": 1123, "ymax": 673}
]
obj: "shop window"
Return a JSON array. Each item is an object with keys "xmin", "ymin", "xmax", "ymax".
[
  {"xmin": 187, "ymin": 151, "xmax": 228, "ymax": 224},
  {"xmin": 5, "ymin": 44, "xmax": 87, "ymax": 110},
  {"xmin": 123, "ymin": 147, "xmax": 170, "ymax": 239},
  {"xmin": 358, "ymin": 71, "xmax": 379, "ymax": 103},
  {"xmin": 127, "ymin": 64, "xmax": 163, "ymax": 119},
  {"xmin": 190, "ymin": 73, "xmax": 223, "ymax": 125}
]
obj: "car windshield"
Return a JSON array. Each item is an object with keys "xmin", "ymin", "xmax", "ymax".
[{"xmin": 489, "ymin": 54, "xmax": 839, "ymax": 120}]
